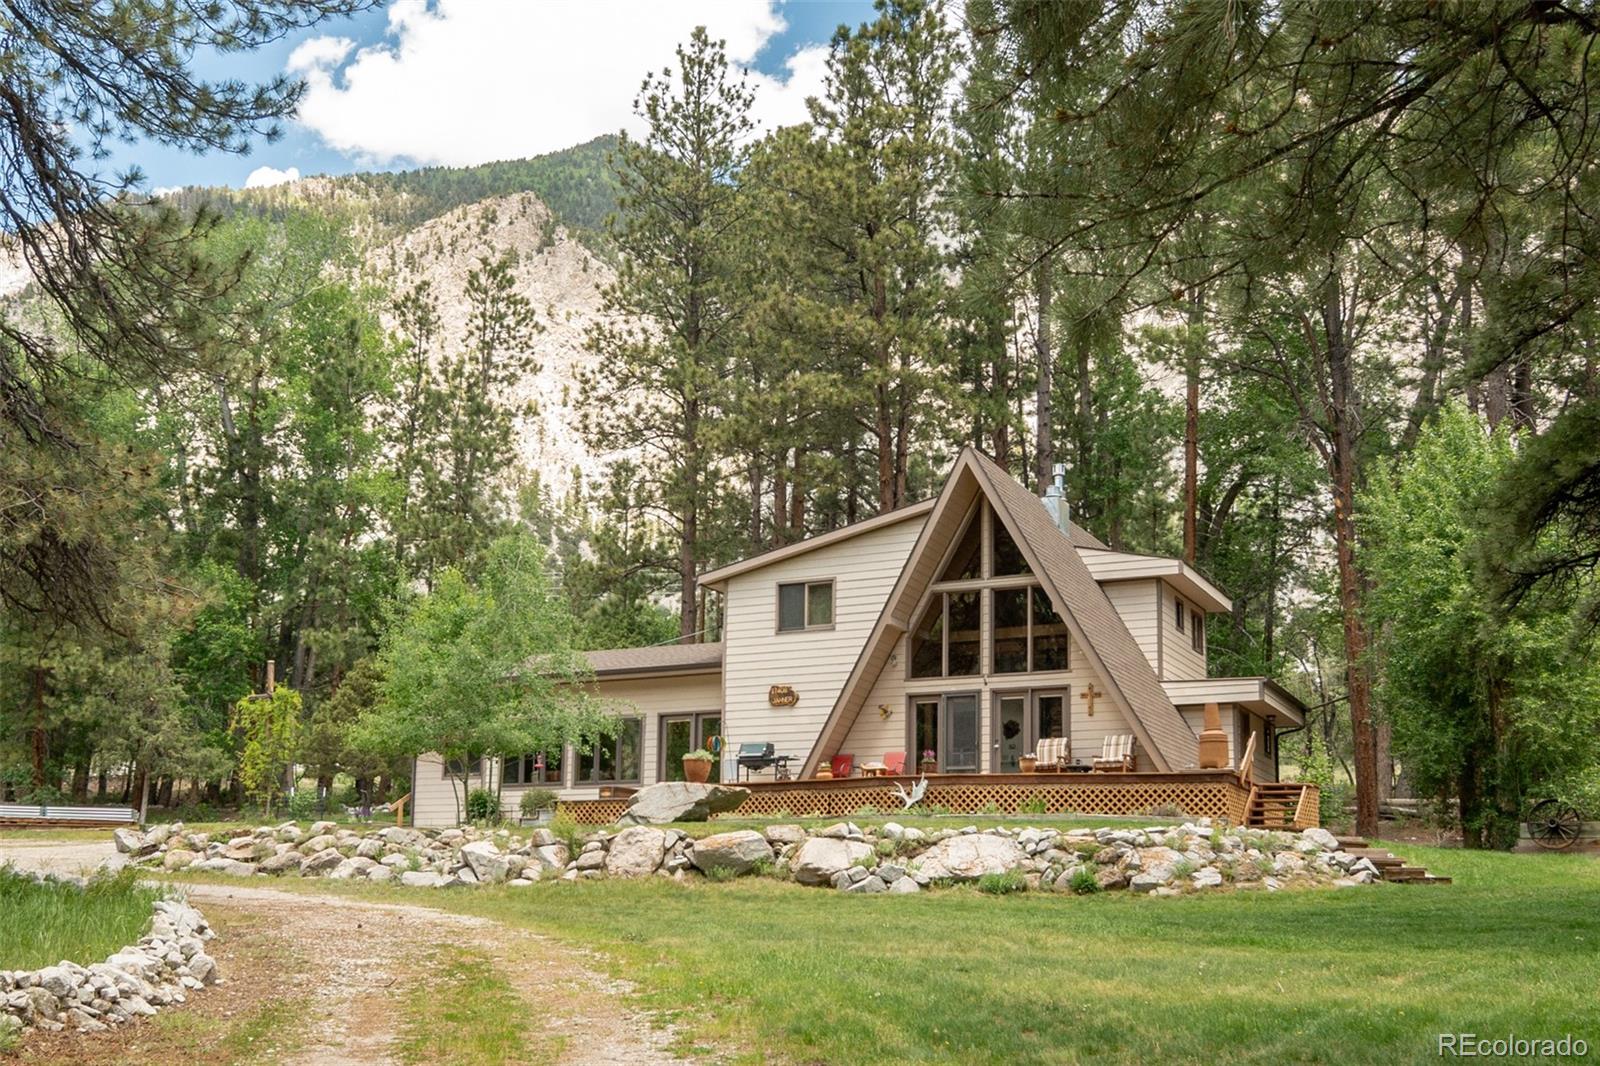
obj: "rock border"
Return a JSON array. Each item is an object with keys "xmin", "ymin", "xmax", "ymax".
[
  {"xmin": 122, "ymin": 817, "xmax": 1378, "ymax": 897},
  {"xmin": 0, "ymin": 868, "xmax": 218, "ymax": 1036}
]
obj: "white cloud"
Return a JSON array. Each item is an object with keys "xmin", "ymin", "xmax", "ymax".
[
  {"xmin": 285, "ymin": 0, "xmax": 830, "ymax": 167},
  {"xmin": 243, "ymin": 165, "xmax": 302, "ymax": 188}
]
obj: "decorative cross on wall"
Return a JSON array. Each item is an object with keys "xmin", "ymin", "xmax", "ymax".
[{"xmin": 1080, "ymin": 684, "xmax": 1103, "ymax": 717}]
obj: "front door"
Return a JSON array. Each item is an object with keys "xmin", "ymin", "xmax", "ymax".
[
  {"xmin": 993, "ymin": 693, "xmax": 1029, "ymax": 773},
  {"xmin": 1035, "ymin": 690, "xmax": 1068, "ymax": 757},
  {"xmin": 660, "ymin": 713, "xmax": 721, "ymax": 783}
]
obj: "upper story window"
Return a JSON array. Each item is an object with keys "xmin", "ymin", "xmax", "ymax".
[
  {"xmin": 778, "ymin": 580, "xmax": 834, "ymax": 632},
  {"xmin": 1191, "ymin": 611, "xmax": 1205, "ymax": 654},
  {"xmin": 1175, "ymin": 597, "xmax": 1186, "ymax": 633},
  {"xmin": 992, "ymin": 517, "xmax": 1031, "ymax": 576},
  {"xmin": 992, "ymin": 586, "xmax": 1069, "ymax": 673},
  {"xmin": 443, "ymin": 755, "xmax": 482, "ymax": 778}
]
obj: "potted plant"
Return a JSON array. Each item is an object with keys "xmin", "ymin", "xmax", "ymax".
[
  {"xmin": 1019, "ymin": 754, "xmax": 1038, "ymax": 774},
  {"xmin": 518, "ymin": 788, "xmax": 558, "ymax": 826},
  {"xmin": 919, "ymin": 749, "xmax": 938, "ymax": 775},
  {"xmin": 683, "ymin": 748, "xmax": 714, "ymax": 784}
]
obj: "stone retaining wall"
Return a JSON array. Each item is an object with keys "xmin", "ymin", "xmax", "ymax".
[
  {"xmin": 0, "ymin": 870, "xmax": 218, "ymax": 1036},
  {"xmin": 119, "ymin": 816, "xmax": 1379, "ymax": 898}
]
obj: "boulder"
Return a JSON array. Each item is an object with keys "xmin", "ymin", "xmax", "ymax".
[
  {"xmin": 790, "ymin": 837, "xmax": 874, "ymax": 886},
  {"xmin": 911, "ymin": 835, "xmax": 1024, "ymax": 881},
  {"xmin": 887, "ymin": 875, "xmax": 921, "ymax": 894},
  {"xmin": 366, "ymin": 865, "xmax": 394, "ymax": 883},
  {"xmin": 763, "ymin": 824, "xmax": 807, "ymax": 845},
  {"xmin": 111, "ymin": 828, "xmax": 144, "ymax": 854},
  {"xmin": 191, "ymin": 858, "xmax": 256, "ymax": 877},
  {"xmin": 1300, "ymin": 826, "xmax": 1340, "ymax": 851},
  {"xmin": 298, "ymin": 834, "xmax": 336, "ymax": 855},
  {"xmin": 616, "ymin": 781, "xmax": 750, "ymax": 825},
  {"xmin": 527, "ymin": 844, "xmax": 570, "ymax": 872},
  {"xmin": 329, "ymin": 857, "xmax": 377, "ymax": 880},
  {"xmin": 258, "ymin": 851, "xmax": 304, "ymax": 875},
  {"xmin": 1190, "ymin": 867, "xmax": 1224, "ymax": 889},
  {"xmin": 399, "ymin": 871, "xmax": 447, "ymax": 888},
  {"xmin": 355, "ymin": 838, "xmax": 385, "ymax": 860},
  {"xmin": 300, "ymin": 848, "xmax": 345, "ymax": 875},
  {"xmin": 688, "ymin": 830, "xmax": 773, "ymax": 877},
  {"xmin": 605, "ymin": 826, "xmax": 668, "ymax": 877},
  {"xmin": 460, "ymin": 840, "xmax": 511, "ymax": 884}
]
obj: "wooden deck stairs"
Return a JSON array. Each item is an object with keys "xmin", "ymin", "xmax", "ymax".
[
  {"xmin": 1245, "ymin": 782, "xmax": 1313, "ymax": 829},
  {"xmin": 1335, "ymin": 836, "xmax": 1451, "ymax": 885}
]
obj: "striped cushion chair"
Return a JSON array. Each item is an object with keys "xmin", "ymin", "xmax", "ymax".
[
  {"xmin": 1033, "ymin": 736, "xmax": 1070, "ymax": 771},
  {"xmin": 1092, "ymin": 735, "xmax": 1136, "ymax": 772}
]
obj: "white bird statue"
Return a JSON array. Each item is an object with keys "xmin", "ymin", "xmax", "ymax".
[{"xmin": 893, "ymin": 774, "xmax": 929, "ymax": 810}]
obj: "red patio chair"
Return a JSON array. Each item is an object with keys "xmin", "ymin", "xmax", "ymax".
[
  {"xmin": 883, "ymin": 751, "xmax": 906, "ymax": 775},
  {"xmin": 831, "ymin": 754, "xmax": 855, "ymax": 779}
]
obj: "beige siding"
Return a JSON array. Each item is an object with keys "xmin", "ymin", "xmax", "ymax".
[
  {"xmin": 411, "ymin": 671, "xmax": 723, "ymax": 827},
  {"xmin": 1104, "ymin": 580, "xmax": 1160, "ymax": 672},
  {"xmin": 1161, "ymin": 588, "xmax": 1208, "ymax": 681},
  {"xmin": 721, "ymin": 517, "xmax": 925, "ymax": 776},
  {"xmin": 1177, "ymin": 704, "xmax": 1277, "ymax": 782}
]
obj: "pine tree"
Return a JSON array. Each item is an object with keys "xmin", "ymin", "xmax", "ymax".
[{"xmin": 581, "ymin": 27, "xmax": 754, "ymax": 641}]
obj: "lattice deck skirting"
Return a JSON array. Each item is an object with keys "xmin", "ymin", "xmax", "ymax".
[{"xmin": 559, "ymin": 773, "xmax": 1264, "ymax": 827}]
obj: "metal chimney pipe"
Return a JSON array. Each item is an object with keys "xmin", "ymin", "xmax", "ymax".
[{"xmin": 1042, "ymin": 463, "xmax": 1071, "ymax": 535}]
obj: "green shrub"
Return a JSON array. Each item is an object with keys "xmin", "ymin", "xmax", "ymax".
[
  {"xmin": 0, "ymin": 868, "xmax": 162, "ymax": 970},
  {"xmin": 288, "ymin": 789, "xmax": 320, "ymax": 819},
  {"xmin": 1067, "ymin": 867, "xmax": 1101, "ymax": 894},
  {"xmin": 683, "ymin": 748, "xmax": 714, "ymax": 763},
  {"xmin": 704, "ymin": 865, "xmax": 739, "ymax": 882},
  {"xmin": 465, "ymin": 787, "xmax": 501, "ymax": 824},
  {"xmin": 1020, "ymin": 796, "xmax": 1048, "ymax": 815},
  {"xmin": 976, "ymin": 870, "xmax": 1028, "ymax": 895},
  {"xmin": 518, "ymin": 789, "xmax": 558, "ymax": 817},
  {"xmin": 548, "ymin": 809, "xmax": 581, "ymax": 852}
]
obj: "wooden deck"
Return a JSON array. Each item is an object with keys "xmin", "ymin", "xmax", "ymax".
[{"xmin": 556, "ymin": 771, "xmax": 1318, "ymax": 827}]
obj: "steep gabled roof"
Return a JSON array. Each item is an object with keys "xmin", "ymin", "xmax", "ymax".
[
  {"xmin": 700, "ymin": 500, "xmax": 937, "ymax": 588},
  {"xmin": 800, "ymin": 447, "xmax": 1198, "ymax": 775}
]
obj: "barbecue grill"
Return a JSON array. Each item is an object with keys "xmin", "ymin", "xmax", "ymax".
[{"xmin": 735, "ymin": 742, "xmax": 792, "ymax": 781}]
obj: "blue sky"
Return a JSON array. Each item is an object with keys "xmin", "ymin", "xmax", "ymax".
[{"xmin": 109, "ymin": 1, "xmax": 874, "ymax": 192}]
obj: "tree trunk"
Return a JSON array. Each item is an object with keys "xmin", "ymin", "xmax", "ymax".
[
  {"xmin": 30, "ymin": 667, "xmax": 47, "ymax": 789},
  {"xmin": 1324, "ymin": 287, "xmax": 1379, "ymax": 840},
  {"xmin": 1034, "ymin": 259, "xmax": 1054, "ymax": 492},
  {"xmin": 70, "ymin": 758, "xmax": 89, "ymax": 802},
  {"xmin": 789, "ymin": 448, "xmax": 806, "ymax": 534},
  {"xmin": 1183, "ymin": 289, "xmax": 1203, "ymax": 564}
]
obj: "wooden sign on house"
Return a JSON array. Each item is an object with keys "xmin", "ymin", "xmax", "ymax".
[{"xmin": 768, "ymin": 685, "xmax": 798, "ymax": 707}]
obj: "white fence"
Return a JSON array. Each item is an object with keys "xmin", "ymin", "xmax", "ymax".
[{"xmin": 0, "ymin": 803, "xmax": 138, "ymax": 825}]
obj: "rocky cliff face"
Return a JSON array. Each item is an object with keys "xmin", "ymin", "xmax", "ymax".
[{"xmin": 365, "ymin": 190, "xmax": 616, "ymax": 495}]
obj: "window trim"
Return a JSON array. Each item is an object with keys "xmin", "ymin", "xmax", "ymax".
[
  {"xmin": 1191, "ymin": 611, "xmax": 1205, "ymax": 654},
  {"xmin": 1175, "ymin": 597, "xmax": 1186, "ymax": 633},
  {"xmin": 775, "ymin": 579, "xmax": 836, "ymax": 633},
  {"xmin": 581, "ymin": 716, "xmax": 644, "ymax": 785}
]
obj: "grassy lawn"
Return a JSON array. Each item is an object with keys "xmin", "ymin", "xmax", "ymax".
[
  {"xmin": 165, "ymin": 841, "xmax": 1599, "ymax": 1064},
  {"xmin": 0, "ymin": 868, "xmax": 160, "ymax": 970}
]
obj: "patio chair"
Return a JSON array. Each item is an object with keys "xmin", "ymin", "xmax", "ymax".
[
  {"xmin": 1033, "ymin": 736, "xmax": 1070, "ymax": 771},
  {"xmin": 830, "ymin": 753, "xmax": 855, "ymax": 779},
  {"xmin": 1092, "ymin": 735, "xmax": 1136, "ymax": 772},
  {"xmin": 858, "ymin": 751, "xmax": 907, "ymax": 777}
]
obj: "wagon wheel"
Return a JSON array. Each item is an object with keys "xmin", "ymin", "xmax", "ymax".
[{"xmin": 1527, "ymin": 799, "xmax": 1583, "ymax": 850}]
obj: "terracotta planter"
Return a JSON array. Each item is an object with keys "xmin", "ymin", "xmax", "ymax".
[
  {"xmin": 814, "ymin": 768, "xmax": 834, "ymax": 780},
  {"xmin": 919, "ymin": 761, "xmax": 938, "ymax": 775},
  {"xmin": 683, "ymin": 758, "xmax": 712, "ymax": 783},
  {"xmin": 1019, "ymin": 756, "xmax": 1038, "ymax": 774}
]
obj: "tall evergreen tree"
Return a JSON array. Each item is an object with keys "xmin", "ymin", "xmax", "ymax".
[{"xmin": 582, "ymin": 27, "xmax": 754, "ymax": 641}]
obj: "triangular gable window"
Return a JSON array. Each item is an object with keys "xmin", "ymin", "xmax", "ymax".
[
  {"xmin": 941, "ymin": 508, "xmax": 982, "ymax": 581},
  {"xmin": 992, "ymin": 514, "xmax": 1031, "ymax": 576}
]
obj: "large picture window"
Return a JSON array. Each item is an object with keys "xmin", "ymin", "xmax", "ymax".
[
  {"xmin": 502, "ymin": 750, "xmax": 563, "ymax": 787},
  {"xmin": 992, "ymin": 587, "xmax": 1069, "ymax": 674},
  {"xmin": 581, "ymin": 718, "xmax": 642, "ymax": 784}
]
